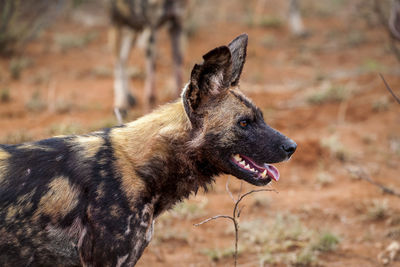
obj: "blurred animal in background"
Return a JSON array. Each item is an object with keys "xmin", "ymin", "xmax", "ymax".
[
  {"xmin": 109, "ymin": 0, "xmax": 187, "ymax": 122},
  {"xmin": 287, "ymin": 0, "xmax": 308, "ymax": 37}
]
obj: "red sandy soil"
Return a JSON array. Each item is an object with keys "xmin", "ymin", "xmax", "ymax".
[{"xmin": 0, "ymin": 1, "xmax": 399, "ymax": 266}]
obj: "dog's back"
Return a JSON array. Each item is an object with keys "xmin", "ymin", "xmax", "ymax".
[
  {"xmin": 0, "ymin": 131, "xmax": 154, "ymax": 266},
  {"xmin": 0, "ymin": 139, "xmax": 85, "ymax": 266}
]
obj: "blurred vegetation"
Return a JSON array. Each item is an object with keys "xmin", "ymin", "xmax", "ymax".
[
  {"xmin": 9, "ymin": 57, "xmax": 32, "ymax": 79},
  {"xmin": 25, "ymin": 91, "xmax": 47, "ymax": 112},
  {"xmin": 48, "ymin": 122, "xmax": 85, "ymax": 136},
  {"xmin": 308, "ymin": 85, "xmax": 349, "ymax": 105},
  {"xmin": 237, "ymin": 213, "xmax": 340, "ymax": 266},
  {"xmin": 321, "ymin": 135, "xmax": 351, "ymax": 162},
  {"xmin": 312, "ymin": 232, "xmax": 340, "ymax": 252},
  {"xmin": 53, "ymin": 31, "xmax": 98, "ymax": 52},
  {"xmin": 0, "ymin": 0, "xmax": 64, "ymax": 55},
  {"xmin": 201, "ymin": 247, "xmax": 238, "ymax": 262},
  {"xmin": 0, "ymin": 88, "xmax": 11, "ymax": 103},
  {"xmin": 0, "ymin": 130, "xmax": 33, "ymax": 144},
  {"xmin": 366, "ymin": 199, "xmax": 389, "ymax": 221}
]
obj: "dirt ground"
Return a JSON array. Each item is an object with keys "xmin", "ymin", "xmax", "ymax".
[{"xmin": 0, "ymin": 0, "xmax": 400, "ymax": 266}]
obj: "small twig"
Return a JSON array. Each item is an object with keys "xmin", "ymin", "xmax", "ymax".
[
  {"xmin": 237, "ymin": 205, "xmax": 245, "ymax": 218},
  {"xmin": 346, "ymin": 165, "xmax": 400, "ymax": 198},
  {"xmin": 379, "ymin": 73, "xmax": 400, "ymax": 105},
  {"xmin": 194, "ymin": 187, "xmax": 277, "ymax": 266},
  {"xmin": 233, "ymin": 189, "xmax": 277, "ymax": 219},
  {"xmin": 360, "ymin": 174, "xmax": 400, "ymax": 198},
  {"xmin": 194, "ymin": 215, "xmax": 234, "ymax": 226}
]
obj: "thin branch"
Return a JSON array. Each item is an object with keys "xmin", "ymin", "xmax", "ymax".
[
  {"xmin": 233, "ymin": 189, "xmax": 277, "ymax": 219},
  {"xmin": 194, "ymin": 187, "xmax": 277, "ymax": 266},
  {"xmin": 379, "ymin": 73, "xmax": 400, "ymax": 105},
  {"xmin": 360, "ymin": 175, "xmax": 400, "ymax": 198},
  {"xmin": 194, "ymin": 215, "xmax": 234, "ymax": 226},
  {"xmin": 346, "ymin": 165, "xmax": 400, "ymax": 198},
  {"xmin": 237, "ymin": 205, "xmax": 245, "ymax": 218}
]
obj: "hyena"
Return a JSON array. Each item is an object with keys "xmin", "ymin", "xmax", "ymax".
[
  {"xmin": 0, "ymin": 34, "xmax": 296, "ymax": 266},
  {"xmin": 110, "ymin": 0, "xmax": 187, "ymax": 119}
]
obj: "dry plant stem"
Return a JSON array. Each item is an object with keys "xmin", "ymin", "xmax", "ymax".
[
  {"xmin": 194, "ymin": 185, "xmax": 277, "ymax": 267},
  {"xmin": 361, "ymin": 174, "xmax": 400, "ymax": 198},
  {"xmin": 347, "ymin": 166, "xmax": 400, "ymax": 198},
  {"xmin": 379, "ymin": 73, "xmax": 400, "ymax": 105}
]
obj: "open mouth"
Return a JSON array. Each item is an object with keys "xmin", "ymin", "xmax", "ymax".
[{"xmin": 230, "ymin": 154, "xmax": 280, "ymax": 182}]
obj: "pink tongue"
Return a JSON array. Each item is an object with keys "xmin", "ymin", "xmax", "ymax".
[{"xmin": 265, "ymin": 164, "xmax": 280, "ymax": 181}]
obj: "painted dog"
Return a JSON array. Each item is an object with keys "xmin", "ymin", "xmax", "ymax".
[{"xmin": 0, "ymin": 34, "xmax": 296, "ymax": 266}]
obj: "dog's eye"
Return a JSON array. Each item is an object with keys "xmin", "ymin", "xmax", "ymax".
[{"xmin": 239, "ymin": 120, "xmax": 248, "ymax": 128}]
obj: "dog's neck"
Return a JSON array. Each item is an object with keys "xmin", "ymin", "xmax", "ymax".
[{"xmin": 110, "ymin": 101, "xmax": 218, "ymax": 216}]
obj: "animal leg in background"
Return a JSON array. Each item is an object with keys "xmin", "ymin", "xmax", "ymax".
[
  {"xmin": 288, "ymin": 0, "xmax": 308, "ymax": 37},
  {"xmin": 114, "ymin": 26, "xmax": 137, "ymax": 121},
  {"xmin": 169, "ymin": 18, "xmax": 184, "ymax": 99},
  {"xmin": 144, "ymin": 29, "xmax": 157, "ymax": 112}
]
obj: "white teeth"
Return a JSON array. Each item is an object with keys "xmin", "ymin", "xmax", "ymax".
[
  {"xmin": 240, "ymin": 160, "xmax": 246, "ymax": 165},
  {"xmin": 250, "ymin": 168, "xmax": 256, "ymax": 172},
  {"xmin": 234, "ymin": 154, "xmax": 242, "ymax": 161},
  {"xmin": 261, "ymin": 169, "xmax": 267, "ymax": 178},
  {"xmin": 245, "ymin": 164, "xmax": 250, "ymax": 170}
]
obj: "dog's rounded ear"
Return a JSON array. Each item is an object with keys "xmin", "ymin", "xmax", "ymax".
[
  {"xmin": 182, "ymin": 34, "xmax": 248, "ymax": 126},
  {"xmin": 182, "ymin": 46, "xmax": 232, "ymax": 126},
  {"xmin": 228, "ymin": 33, "xmax": 248, "ymax": 86}
]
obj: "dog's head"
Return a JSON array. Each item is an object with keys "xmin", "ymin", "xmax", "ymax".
[{"xmin": 182, "ymin": 34, "xmax": 296, "ymax": 186}]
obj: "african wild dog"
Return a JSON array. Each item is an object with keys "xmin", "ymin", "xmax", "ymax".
[
  {"xmin": 110, "ymin": 0, "xmax": 187, "ymax": 119},
  {"xmin": 0, "ymin": 34, "xmax": 296, "ymax": 266}
]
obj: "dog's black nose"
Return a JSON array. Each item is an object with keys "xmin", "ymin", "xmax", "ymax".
[{"xmin": 281, "ymin": 139, "xmax": 297, "ymax": 158}]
